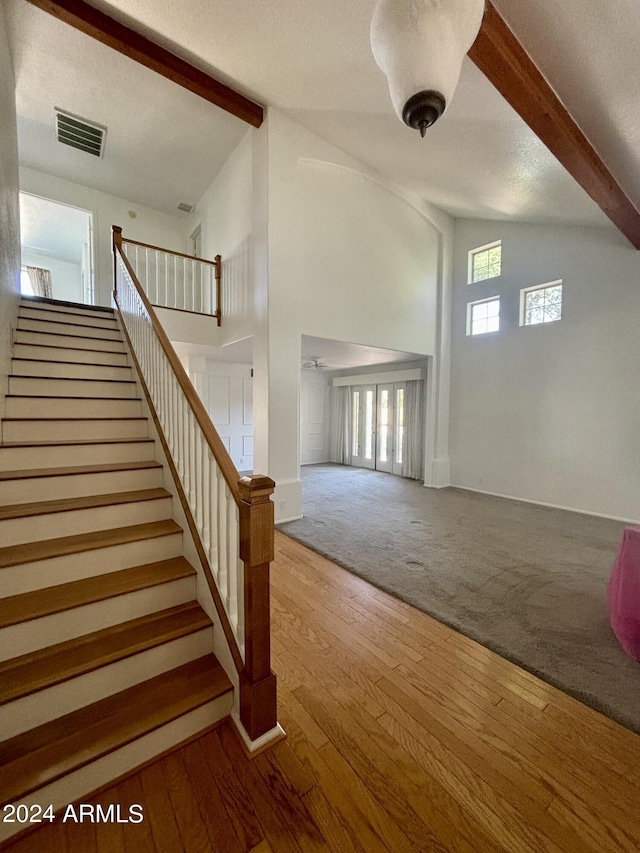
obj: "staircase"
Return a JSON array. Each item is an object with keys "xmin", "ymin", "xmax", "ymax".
[{"xmin": 0, "ymin": 296, "xmax": 233, "ymax": 841}]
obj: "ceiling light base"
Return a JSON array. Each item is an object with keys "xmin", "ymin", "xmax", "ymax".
[{"xmin": 402, "ymin": 90, "xmax": 446, "ymax": 136}]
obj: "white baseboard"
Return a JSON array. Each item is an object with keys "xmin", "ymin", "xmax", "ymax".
[
  {"xmin": 230, "ymin": 711, "xmax": 286, "ymax": 753},
  {"xmin": 452, "ymin": 484, "xmax": 640, "ymax": 525}
]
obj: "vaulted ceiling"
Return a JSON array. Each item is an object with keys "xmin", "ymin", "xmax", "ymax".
[{"xmin": 7, "ymin": 0, "xmax": 640, "ymax": 235}]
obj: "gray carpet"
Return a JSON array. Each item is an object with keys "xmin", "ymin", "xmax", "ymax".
[{"xmin": 277, "ymin": 464, "xmax": 640, "ymax": 733}]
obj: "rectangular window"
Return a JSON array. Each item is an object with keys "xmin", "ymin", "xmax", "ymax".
[
  {"xmin": 395, "ymin": 388, "xmax": 404, "ymax": 466},
  {"xmin": 364, "ymin": 390, "xmax": 374, "ymax": 460},
  {"xmin": 468, "ymin": 240, "xmax": 501, "ymax": 284},
  {"xmin": 520, "ymin": 280, "xmax": 563, "ymax": 326},
  {"xmin": 352, "ymin": 391, "xmax": 360, "ymax": 457},
  {"xmin": 467, "ymin": 297, "xmax": 500, "ymax": 336}
]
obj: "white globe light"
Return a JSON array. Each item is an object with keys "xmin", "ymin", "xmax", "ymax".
[{"xmin": 371, "ymin": 0, "xmax": 485, "ymax": 135}]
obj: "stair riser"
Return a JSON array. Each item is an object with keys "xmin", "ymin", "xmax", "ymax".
[
  {"xmin": 0, "ymin": 467, "xmax": 163, "ymax": 504},
  {"xmin": 0, "ymin": 628, "xmax": 213, "ymax": 739},
  {"xmin": 0, "ymin": 440, "xmax": 155, "ymax": 471},
  {"xmin": 19, "ymin": 307, "xmax": 118, "ymax": 330},
  {"xmin": 2, "ymin": 418, "xmax": 148, "ymax": 442},
  {"xmin": 15, "ymin": 330, "xmax": 125, "ymax": 353},
  {"xmin": 0, "ymin": 697, "xmax": 233, "ymax": 844},
  {"xmin": 10, "ymin": 359, "xmax": 133, "ymax": 382},
  {"xmin": 8, "ymin": 376, "xmax": 137, "ymax": 399},
  {"xmin": 13, "ymin": 344, "xmax": 129, "ymax": 367},
  {"xmin": 0, "ymin": 577, "xmax": 195, "ymax": 662},
  {"xmin": 0, "ymin": 496, "xmax": 172, "ymax": 547},
  {"xmin": 20, "ymin": 300, "xmax": 114, "ymax": 321},
  {"xmin": 1, "ymin": 533, "xmax": 183, "ymax": 597},
  {"xmin": 6, "ymin": 397, "xmax": 142, "ymax": 418},
  {"xmin": 18, "ymin": 318, "xmax": 122, "ymax": 342}
]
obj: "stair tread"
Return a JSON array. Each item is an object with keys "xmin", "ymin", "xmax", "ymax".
[
  {"xmin": 0, "ymin": 487, "xmax": 170, "ymax": 521},
  {"xmin": 12, "ymin": 341, "xmax": 126, "ymax": 356},
  {"xmin": 0, "ymin": 601, "xmax": 211, "ymax": 705},
  {"xmin": 16, "ymin": 329, "xmax": 123, "ymax": 346},
  {"xmin": 0, "ymin": 460, "xmax": 162, "ymax": 482},
  {"xmin": 7, "ymin": 394, "xmax": 141, "ymax": 400},
  {"xmin": 0, "ymin": 519, "xmax": 181, "ymax": 569},
  {"xmin": 19, "ymin": 307, "xmax": 117, "ymax": 324},
  {"xmin": 18, "ymin": 317, "xmax": 119, "ymax": 333},
  {"xmin": 0, "ymin": 655, "xmax": 232, "ymax": 804},
  {"xmin": 0, "ymin": 556, "xmax": 195, "ymax": 628},
  {"xmin": 2, "ymin": 416, "xmax": 146, "ymax": 421},
  {"xmin": 0, "ymin": 438, "xmax": 153, "ymax": 448},
  {"xmin": 11, "ymin": 357, "xmax": 130, "ymax": 369},
  {"xmin": 9, "ymin": 374, "xmax": 135, "ymax": 385},
  {"xmin": 20, "ymin": 296, "xmax": 114, "ymax": 315}
]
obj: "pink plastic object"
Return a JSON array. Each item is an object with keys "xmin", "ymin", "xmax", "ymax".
[{"xmin": 608, "ymin": 526, "xmax": 640, "ymax": 662}]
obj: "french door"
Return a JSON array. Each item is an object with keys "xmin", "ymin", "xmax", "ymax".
[{"xmin": 351, "ymin": 383, "xmax": 405, "ymax": 475}]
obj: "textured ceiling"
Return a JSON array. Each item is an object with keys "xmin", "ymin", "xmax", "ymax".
[
  {"xmin": 5, "ymin": 0, "xmax": 247, "ymax": 215},
  {"xmin": 8, "ymin": 0, "xmax": 639, "ymax": 229}
]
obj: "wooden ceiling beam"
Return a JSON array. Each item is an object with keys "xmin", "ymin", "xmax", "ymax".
[
  {"xmin": 470, "ymin": 2, "xmax": 640, "ymax": 249},
  {"xmin": 24, "ymin": 0, "xmax": 264, "ymax": 128}
]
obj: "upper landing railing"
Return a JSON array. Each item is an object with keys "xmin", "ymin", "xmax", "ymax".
[
  {"xmin": 121, "ymin": 236, "xmax": 222, "ymax": 325},
  {"xmin": 112, "ymin": 225, "xmax": 276, "ymax": 742}
]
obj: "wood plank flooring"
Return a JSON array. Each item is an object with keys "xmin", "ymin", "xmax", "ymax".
[{"xmin": 5, "ymin": 531, "xmax": 640, "ymax": 852}]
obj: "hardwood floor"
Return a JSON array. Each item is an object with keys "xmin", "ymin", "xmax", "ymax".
[{"xmin": 5, "ymin": 531, "xmax": 640, "ymax": 852}]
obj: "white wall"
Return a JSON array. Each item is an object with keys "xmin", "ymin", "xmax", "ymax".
[
  {"xmin": 174, "ymin": 109, "xmax": 453, "ymax": 519},
  {"xmin": 189, "ymin": 131, "xmax": 253, "ymax": 347},
  {"xmin": 21, "ymin": 249, "xmax": 82, "ymax": 303},
  {"xmin": 450, "ymin": 219, "xmax": 640, "ymax": 521},
  {"xmin": 252, "ymin": 109, "xmax": 453, "ymax": 520},
  {"xmin": 19, "ymin": 168, "xmax": 190, "ymax": 307},
  {"xmin": 300, "ymin": 370, "xmax": 331, "ymax": 465},
  {"xmin": 0, "ymin": 6, "xmax": 20, "ymax": 425}
]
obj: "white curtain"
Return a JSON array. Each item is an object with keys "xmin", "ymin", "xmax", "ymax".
[
  {"xmin": 330, "ymin": 386, "xmax": 352, "ymax": 465},
  {"xmin": 26, "ymin": 266, "xmax": 52, "ymax": 299},
  {"xmin": 402, "ymin": 379, "xmax": 424, "ymax": 480}
]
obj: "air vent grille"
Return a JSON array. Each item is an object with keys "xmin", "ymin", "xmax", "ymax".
[
  {"xmin": 55, "ymin": 110, "xmax": 106, "ymax": 157},
  {"xmin": 177, "ymin": 202, "xmax": 194, "ymax": 213}
]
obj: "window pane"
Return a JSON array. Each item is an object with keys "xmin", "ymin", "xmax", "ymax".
[
  {"xmin": 364, "ymin": 391, "xmax": 373, "ymax": 460},
  {"xmin": 396, "ymin": 389, "xmax": 404, "ymax": 465},
  {"xmin": 544, "ymin": 305, "xmax": 561, "ymax": 321},
  {"xmin": 523, "ymin": 283, "xmax": 562, "ymax": 325},
  {"xmin": 472, "ymin": 245, "xmax": 501, "ymax": 282},
  {"xmin": 487, "ymin": 316, "xmax": 499, "ymax": 332},
  {"xmin": 352, "ymin": 391, "xmax": 360, "ymax": 457},
  {"xmin": 379, "ymin": 390, "xmax": 389, "ymax": 462},
  {"xmin": 473, "ymin": 302, "xmax": 488, "ymax": 321},
  {"xmin": 486, "ymin": 299, "xmax": 499, "ymax": 318}
]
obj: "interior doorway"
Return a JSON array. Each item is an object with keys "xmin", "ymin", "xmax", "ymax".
[
  {"xmin": 351, "ymin": 382, "xmax": 405, "ymax": 475},
  {"xmin": 19, "ymin": 193, "xmax": 94, "ymax": 304}
]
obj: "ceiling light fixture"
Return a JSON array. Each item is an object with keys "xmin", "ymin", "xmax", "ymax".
[{"xmin": 370, "ymin": 0, "xmax": 485, "ymax": 137}]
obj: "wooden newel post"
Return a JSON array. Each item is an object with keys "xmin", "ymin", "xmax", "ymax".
[
  {"xmin": 112, "ymin": 225, "xmax": 123, "ymax": 300},
  {"xmin": 238, "ymin": 474, "xmax": 278, "ymax": 741}
]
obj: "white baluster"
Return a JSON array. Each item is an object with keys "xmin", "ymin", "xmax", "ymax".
[
  {"xmin": 209, "ymin": 455, "xmax": 219, "ymax": 576},
  {"xmin": 226, "ymin": 492, "xmax": 238, "ymax": 632}
]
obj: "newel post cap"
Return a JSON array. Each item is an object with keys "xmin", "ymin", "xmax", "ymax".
[{"xmin": 239, "ymin": 474, "xmax": 276, "ymax": 504}]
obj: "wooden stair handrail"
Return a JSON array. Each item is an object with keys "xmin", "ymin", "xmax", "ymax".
[
  {"xmin": 120, "ymin": 236, "xmax": 220, "ymax": 268},
  {"xmin": 114, "ymin": 227, "xmax": 237, "ymax": 501},
  {"xmin": 113, "ymin": 225, "xmax": 277, "ymax": 741}
]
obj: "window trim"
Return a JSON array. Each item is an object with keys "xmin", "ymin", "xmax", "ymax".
[
  {"xmin": 468, "ymin": 239, "xmax": 502, "ymax": 285},
  {"xmin": 466, "ymin": 295, "xmax": 501, "ymax": 337},
  {"xmin": 519, "ymin": 279, "xmax": 563, "ymax": 327}
]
